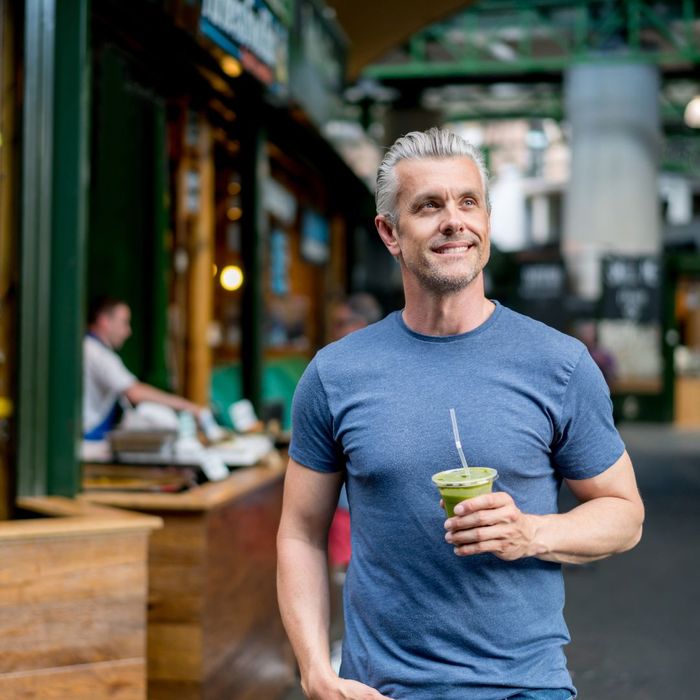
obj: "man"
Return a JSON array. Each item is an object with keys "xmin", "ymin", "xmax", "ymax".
[
  {"xmin": 328, "ymin": 293, "xmax": 383, "ymax": 568},
  {"xmin": 277, "ymin": 128, "xmax": 644, "ymax": 700},
  {"xmin": 83, "ymin": 296, "xmax": 204, "ymax": 439},
  {"xmin": 330, "ymin": 293, "xmax": 382, "ymax": 342}
]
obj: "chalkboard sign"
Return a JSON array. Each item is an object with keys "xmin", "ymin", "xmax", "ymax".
[{"xmin": 601, "ymin": 256, "xmax": 660, "ymax": 323}]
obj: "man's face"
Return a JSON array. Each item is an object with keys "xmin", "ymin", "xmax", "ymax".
[
  {"xmin": 102, "ymin": 304, "xmax": 132, "ymax": 349},
  {"xmin": 376, "ymin": 157, "xmax": 490, "ymax": 295},
  {"xmin": 331, "ymin": 304, "xmax": 365, "ymax": 341}
]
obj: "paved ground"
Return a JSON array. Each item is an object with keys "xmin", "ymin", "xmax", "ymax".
[
  {"xmin": 283, "ymin": 424, "xmax": 700, "ymax": 699},
  {"xmin": 562, "ymin": 424, "xmax": 699, "ymax": 699}
]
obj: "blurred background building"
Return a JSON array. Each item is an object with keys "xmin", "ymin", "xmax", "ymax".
[{"xmin": 0, "ymin": 0, "xmax": 699, "ymax": 698}]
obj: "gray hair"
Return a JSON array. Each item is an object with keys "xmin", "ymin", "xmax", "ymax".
[{"xmin": 375, "ymin": 127, "xmax": 490, "ymax": 224}]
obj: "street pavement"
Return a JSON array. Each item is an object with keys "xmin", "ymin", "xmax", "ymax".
[
  {"xmin": 562, "ymin": 423, "xmax": 699, "ymax": 699},
  {"xmin": 283, "ymin": 423, "xmax": 700, "ymax": 699}
]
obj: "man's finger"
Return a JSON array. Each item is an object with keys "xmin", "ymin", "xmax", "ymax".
[
  {"xmin": 447, "ymin": 523, "xmax": 510, "ymax": 545},
  {"xmin": 452, "ymin": 491, "xmax": 513, "ymax": 515},
  {"xmin": 338, "ymin": 678, "xmax": 396, "ymax": 699},
  {"xmin": 452, "ymin": 538, "xmax": 502, "ymax": 556}
]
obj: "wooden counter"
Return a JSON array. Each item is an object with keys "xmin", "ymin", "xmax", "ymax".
[
  {"xmin": 0, "ymin": 497, "xmax": 162, "ymax": 700},
  {"xmin": 80, "ymin": 451, "xmax": 295, "ymax": 700}
]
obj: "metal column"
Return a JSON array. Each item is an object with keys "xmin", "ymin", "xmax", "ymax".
[{"xmin": 18, "ymin": 0, "xmax": 89, "ymax": 496}]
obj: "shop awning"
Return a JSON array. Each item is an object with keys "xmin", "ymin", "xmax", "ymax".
[{"xmin": 326, "ymin": 0, "xmax": 474, "ymax": 78}]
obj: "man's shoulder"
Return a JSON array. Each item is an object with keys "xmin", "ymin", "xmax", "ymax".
[
  {"xmin": 321, "ymin": 314, "xmax": 396, "ymax": 354},
  {"xmin": 313, "ymin": 314, "xmax": 397, "ymax": 377},
  {"xmin": 84, "ymin": 334, "xmax": 109, "ymax": 358},
  {"xmin": 85, "ymin": 335, "xmax": 115, "ymax": 356},
  {"xmin": 84, "ymin": 335, "xmax": 131, "ymax": 373},
  {"xmin": 497, "ymin": 304, "xmax": 585, "ymax": 361}
]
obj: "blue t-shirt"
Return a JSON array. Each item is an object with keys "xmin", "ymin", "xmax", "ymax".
[{"xmin": 290, "ymin": 302, "xmax": 624, "ymax": 700}]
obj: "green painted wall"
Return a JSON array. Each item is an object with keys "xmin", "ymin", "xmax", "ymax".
[{"xmin": 88, "ymin": 45, "xmax": 169, "ymax": 389}]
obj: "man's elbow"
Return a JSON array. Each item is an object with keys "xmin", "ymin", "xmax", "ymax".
[
  {"xmin": 123, "ymin": 382, "xmax": 144, "ymax": 404},
  {"xmin": 619, "ymin": 501, "xmax": 645, "ymax": 553},
  {"xmin": 619, "ymin": 523, "xmax": 643, "ymax": 553}
]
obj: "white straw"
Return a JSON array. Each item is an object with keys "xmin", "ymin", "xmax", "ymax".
[{"xmin": 449, "ymin": 408, "xmax": 470, "ymax": 478}]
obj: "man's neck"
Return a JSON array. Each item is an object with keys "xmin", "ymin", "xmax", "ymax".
[{"xmin": 401, "ymin": 278, "xmax": 495, "ymax": 336}]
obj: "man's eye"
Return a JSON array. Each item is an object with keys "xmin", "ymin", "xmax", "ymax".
[
  {"xmin": 422, "ymin": 201, "xmax": 437, "ymax": 209},
  {"xmin": 463, "ymin": 198, "xmax": 476, "ymax": 206}
]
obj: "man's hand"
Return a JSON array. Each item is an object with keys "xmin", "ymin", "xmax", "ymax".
[
  {"xmin": 305, "ymin": 675, "xmax": 395, "ymax": 700},
  {"xmin": 443, "ymin": 492, "xmax": 545, "ymax": 561}
]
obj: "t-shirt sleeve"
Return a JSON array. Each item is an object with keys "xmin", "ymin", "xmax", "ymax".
[
  {"xmin": 552, "ymin": 348, "xmax": 625, "ymax": 480},
  {"xmin": 289, "ymin": 357, "xmax": 345, "ymax": 473}
]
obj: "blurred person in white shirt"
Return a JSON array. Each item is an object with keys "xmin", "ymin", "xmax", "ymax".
[{"xmin": 83, "ymin": 296, "xmax": 204, "ymax": 440}]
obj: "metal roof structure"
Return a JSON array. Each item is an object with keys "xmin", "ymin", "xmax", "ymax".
[{"xmin": 350, "ymin": 0, "xmax": 700, "ymax": 174}]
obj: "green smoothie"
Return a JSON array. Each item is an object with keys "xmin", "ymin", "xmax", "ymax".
[{"xmin": 431, "ymin": 467, "xmax": 498, "ymax": 518}]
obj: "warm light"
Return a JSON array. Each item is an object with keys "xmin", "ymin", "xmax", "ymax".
[
  {"xmin": 212, "ymin": 263, "xmax": 218, "ymax": 277},
  {"xmin": 220, "ymin": 265, "xmax": 244, "ymax": 291},
  {"xmin": 221, "ymin": 56, "xmax": 243, "ymax": 78},
  {"xmin": 227, "ymin": 206, "xmax": 243, "ymax": 221},
  {"xmin": 228, "ymin": 181, "xmax": 241, "ymax": 196},
  {"xmin": 684, "ymin": 96, "xmax": 700, "ymax": 128}
]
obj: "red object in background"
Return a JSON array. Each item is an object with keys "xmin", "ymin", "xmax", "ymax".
[{"xmin": 328, "ymin": 508, "xmax": 351, "ymax": 567}]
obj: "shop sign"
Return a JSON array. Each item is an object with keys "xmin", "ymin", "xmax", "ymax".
[
  {"xmin": 289, "ymin": 0, "xmax": 346, "ymax": 126},
  {"xmin": 200, "ymin": 0, "xmax": 289, "ymax": 88},
  {"xmin": 601, "ymin": 256, "xmax": 660, "ymax": 323},
  {"xmin": 264, "ymin": 177, "xmax": 297, "ymax": 226},
  {"xmin": 301, "ymin": 209, "xmax": 329, "ymax": 264},
  {"xmin": 514, "ymin": 258, "xmax": 570, "ymax": 332},
  {"xmin": 517, "ymin": 261, "xmax": 566, "ymax": 301}
]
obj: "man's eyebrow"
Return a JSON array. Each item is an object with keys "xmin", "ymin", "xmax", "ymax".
[
  {"xmin": 407, "ymin": 191, "xmax": 442, "ymax": 207},
  {"xmin": 408, "ymin": 189, "xmax": 482, "ymax": 207}
]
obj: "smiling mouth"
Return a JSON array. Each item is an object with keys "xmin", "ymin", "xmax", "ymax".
[{"xmin": 432, "ymin": 243, "xmax": 476, "ymax": 255}]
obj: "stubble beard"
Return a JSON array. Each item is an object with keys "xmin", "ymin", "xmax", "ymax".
[{"xmin": 405, "ymin": 244, "xmax": 488, "ymax": 295}]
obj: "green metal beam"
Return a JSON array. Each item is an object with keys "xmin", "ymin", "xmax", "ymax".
[
  {"xmin": 364, "ymin": 0, "xmax": 700, "ymax": 82},
  {"xmin": 240, "ymin": 92, "xmax": 266, "ymax": 417},
  {"xmin": 367, "ymin": 49, "xmax": 700, "ymax": 81},
  {"xmin": 19, "ymin": 0, "xmax": 89, "ymax": 497},
  {"xmin": 442, "ymin": 95, "xmax": 698, "ymax": 125}
]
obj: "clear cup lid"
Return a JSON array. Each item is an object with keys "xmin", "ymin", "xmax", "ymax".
[{"xmin": 431, "ymin": 467, "xmax": 498, "ymax": 488}]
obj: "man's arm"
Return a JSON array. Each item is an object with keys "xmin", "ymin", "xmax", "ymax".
[
  {"xmin": 124, "ymin": 382, "xmax": 203, "ymax": 417},
  {"xmin": 277, "ymin": 458, "xmax": 394, "ymax": 700},
  {"xmin": 444, "ymin": 450, "xmax": 644, "ymax": 565}
]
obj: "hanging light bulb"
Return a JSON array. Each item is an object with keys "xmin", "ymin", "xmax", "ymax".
[
  {"xmin": 684, "ymin": 96, "xmax": 700, "ymax": 128},
  {"xmin": 220, "ymin": 265, "xmax": 244, "ymax": 291}
]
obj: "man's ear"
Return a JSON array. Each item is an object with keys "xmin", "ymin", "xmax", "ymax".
[{"xmin": 375, "ymin": 215, "xmax": 400, "ymax": 256}]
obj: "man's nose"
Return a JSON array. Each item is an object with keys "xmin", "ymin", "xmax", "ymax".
[{"xmin": 438, "ymin": 204, "xmax": 465, "ymax": 235}]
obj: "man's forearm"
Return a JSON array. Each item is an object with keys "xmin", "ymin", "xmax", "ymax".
[
  {"xmin": 277, "ymin": 535, "xmax": 336, "ymax": 696},
  {"xmin": 125, "ymin": 382, "xmax": 200, "ymax": 414},
  {"xmin": 530, "ymin": 496, "xmax": 644, "ymax": 565}
]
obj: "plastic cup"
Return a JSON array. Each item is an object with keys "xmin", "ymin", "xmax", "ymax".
[{"xmin": 431, "ymin": 467, "xmax": 498, "ymax": 518}]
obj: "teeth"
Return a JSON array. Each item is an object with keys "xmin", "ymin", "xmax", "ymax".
[{"xmin": 436, "ymin": 246, "xmax": 470, "ymax": 254}]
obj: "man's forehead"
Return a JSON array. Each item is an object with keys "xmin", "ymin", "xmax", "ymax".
[{"xmin": 395, "ymin": 156, "xmax": 483, "ymax": 197}]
